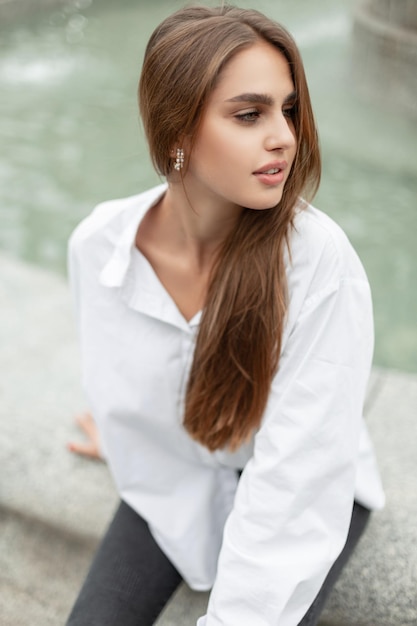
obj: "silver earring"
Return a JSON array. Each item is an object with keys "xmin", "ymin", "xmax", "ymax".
[{"xmin": 174, "ymin": 148, "xmax": 184, "ymax": 171}]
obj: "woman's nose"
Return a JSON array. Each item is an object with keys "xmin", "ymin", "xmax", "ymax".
[{"xmin": 264, "ymin": 115, "xmax": 296, "ymax": 152}]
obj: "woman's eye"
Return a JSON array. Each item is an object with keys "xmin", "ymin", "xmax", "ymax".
[
  {"xmin": 234, "ymin": 110, "xmax": 260, "ymax": 123},
  {"xmin": 283, "ymin": 104, "xmax": 296, "ymax": 119}
]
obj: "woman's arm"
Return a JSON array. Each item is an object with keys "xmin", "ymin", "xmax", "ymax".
[{"xmin": 198, "ymin": 273, "xmax": 374, "ymax": 626}]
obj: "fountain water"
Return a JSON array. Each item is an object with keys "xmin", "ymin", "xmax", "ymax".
[{"xmin": 0, "ymin": 0, "xmax": 416, "ymax": 371}]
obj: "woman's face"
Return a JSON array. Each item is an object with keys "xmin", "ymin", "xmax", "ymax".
[{"xmin": 184, "ymin": 41, "xmax": 297, "ymax": 212}]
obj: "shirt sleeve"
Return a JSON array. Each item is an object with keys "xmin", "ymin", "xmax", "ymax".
[
  {"xmin": 67, "ymin": 227, "xmax": 107, "ymax": 460},
  {"xmin": 197, "ymin": 272, "xmax": 374, "ymax": 626}
]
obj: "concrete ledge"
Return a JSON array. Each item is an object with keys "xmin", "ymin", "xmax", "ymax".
[
  {"xmin": 320, "ymin": 368, "xmax": 417, "ymax": 626},
  {"xmin": 1, "ymin": 252, "xmax": 416, "ymax": 625},
  {"xmin": 0, "ymin": 507, "xmax": 97, "ymax": 625},
  {"xmin": 353, "ymin": 1, "xmax": 417, "ymax": 118},
  {"xmin": 366, "ymin": 0, "xmax": 417, "ymax": 31},
  {"xmin": 0, "ymin": 253, "xmax": 118, "ymax": 542}
]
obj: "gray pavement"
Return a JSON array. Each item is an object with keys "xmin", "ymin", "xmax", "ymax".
[{"xmin": 1, "ymin": 251, "xmax": 416, "ymax": 626}]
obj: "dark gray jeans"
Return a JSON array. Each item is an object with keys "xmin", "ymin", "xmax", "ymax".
[{"xmin": 67, "ymin": 499, "xmax": 370, "ymax": 626}]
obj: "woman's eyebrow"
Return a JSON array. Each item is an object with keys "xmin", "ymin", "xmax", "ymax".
[
  {"xmin": 225, "ymin": 91, "xmax": 297, "ymax": 105},
  {"xmin": 225, "ymin": 93, "xmax": 274, "ymax": 106}
]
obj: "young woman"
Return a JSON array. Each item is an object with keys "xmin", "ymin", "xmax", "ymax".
[{"xmin": 66, "ymin": 5, "xmax": 385, "ymax": 625}]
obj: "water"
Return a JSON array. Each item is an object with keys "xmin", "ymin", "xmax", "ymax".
[{"xmin": 1, "ymin": 0, "xmax": 416, "ymax": 372}]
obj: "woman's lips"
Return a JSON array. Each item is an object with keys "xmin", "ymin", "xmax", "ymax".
[{"xmin": 253, "ymin": 161, "xmax": 287, "ymax": 185}]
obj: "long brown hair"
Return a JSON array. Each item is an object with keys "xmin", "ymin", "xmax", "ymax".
[{"xmin": 139, "ymin": 5, "xmax": 321, "ymax": 451}]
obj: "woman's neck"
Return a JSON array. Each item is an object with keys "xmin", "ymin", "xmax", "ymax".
[
  {"xmin": 156, "ymin": 179, "xmax": 243, "ymax": 272},
  {"xmin": 135, "ymin": 180, "xmax": 242, "ymax": 321}
]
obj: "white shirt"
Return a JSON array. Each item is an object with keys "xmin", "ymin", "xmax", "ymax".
[{"xmin": 69, "ymin": 183, "xmax": 385, "ymax": 626}]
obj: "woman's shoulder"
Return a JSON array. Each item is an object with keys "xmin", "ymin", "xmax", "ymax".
[
  {"xmin": 69, "ymin": 184, "xmax": 167, "ymax": 254},
  {"xmin": 289, "ymin": 201, "xmax": 368, "ymax": 285},
  {"xmin": 292, "ymin": 201, "xmax": 351, "ymax": 257}
]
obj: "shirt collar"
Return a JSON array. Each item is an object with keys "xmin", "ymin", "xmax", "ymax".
[
  {"xmin": 99, "ymin": 183, "xmax": 168, "ymax": 288},
  {"xmin": 98, "ymin": 183, "xmax": 201, "ymax": 331}
]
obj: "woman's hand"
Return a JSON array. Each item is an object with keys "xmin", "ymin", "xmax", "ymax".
[{"xmin": 67, "ymin": 412, "xmax": 104, "ymax": 461}]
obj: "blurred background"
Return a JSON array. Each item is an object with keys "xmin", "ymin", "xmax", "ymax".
[{"xmin": 1, "ymin": 0, "xmax": 416, "ymax": 371}]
